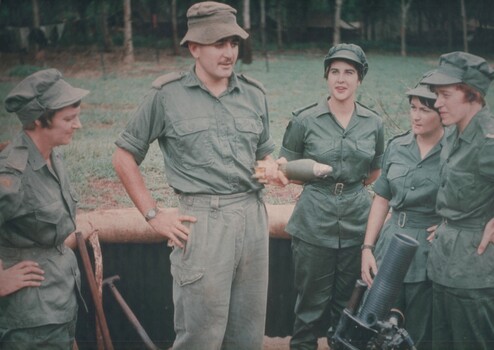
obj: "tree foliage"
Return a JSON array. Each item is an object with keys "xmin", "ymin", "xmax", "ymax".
[{"xmin": 0, "ymin": 0, "xmax": 492, "ymax": 55}]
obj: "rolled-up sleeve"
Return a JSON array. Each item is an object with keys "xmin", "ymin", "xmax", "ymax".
[
  {"xmin": 372, "ymin": 144, "xmax": 392, "ymax": 200},
  {"xmin": 114, "ymin": 90, "xmax": 166, "ymax": 165},
  {"xmin": 255, "ymin": 99, "xmax": 276, "ymax": 160},
  {"xmin": 370, "ymin": 120, "xmax": 385, "ymax": 170},
  {"xmin": 0, "ymin": 174, "xmax": 22, "ymax": 226},
  {"xmin": 279, "ymin": 118, "xmax": 305, "ymax": 161}
]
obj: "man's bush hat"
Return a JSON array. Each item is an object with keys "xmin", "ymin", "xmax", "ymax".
[
  {"xmin": 421, "ymin": 51, "xmax": 494, "ymax": 96},
  {"xmin": 4, "ymin": 68, "xmax": 89, "ymax": 126},
  {"xmin": 180, "ymin": 1, "xmax": 248, "ymax": 46},
  {"xmin": 323, "ymin": 43, "xmax": 369, "ymax": 80}
]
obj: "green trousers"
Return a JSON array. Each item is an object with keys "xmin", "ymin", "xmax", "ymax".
[
  {"xmin": 0, "ymin": 317, "xmax": 76, "ymax": 350},
  {"xmin": 394, "ymin": 281, "xmax": 432, "ymax": 350},
  {"xmin": 432, "ymin": 282, "xmax": 494, "ymax": 350},
  {"xmin": 290, "ymin": 238, "xmax": 360, "ymax": 350}
]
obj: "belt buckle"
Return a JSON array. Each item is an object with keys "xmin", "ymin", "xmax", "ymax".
[
  {"xmin": 334, "ymin": 182, "xmax": 344, "ymax": 195},
  {"xmin": 398, "ymin": 211, "xmax": 407, "ymax": 228}
]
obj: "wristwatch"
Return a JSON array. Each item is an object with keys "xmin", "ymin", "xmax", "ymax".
[
  {"xmin": 144, "ymin": 207, "xmax": 159, "ymax": 221},
  {"xmin": 361, "ymin": 244, "xmax": 375, "ymax": 252}
]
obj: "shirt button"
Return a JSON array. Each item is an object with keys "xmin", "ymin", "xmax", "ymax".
[
  {"xmin": 410, "ymin": 186, "xmax": 415, "ymax": 190},
  {"xmin": 417, "ymin": 165, "xmax": 422, "ymax": 168}
]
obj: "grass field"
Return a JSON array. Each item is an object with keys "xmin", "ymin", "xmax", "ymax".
[{"xmin": 1, "ymin": 49, "xmax": 493, "ymax": 211}]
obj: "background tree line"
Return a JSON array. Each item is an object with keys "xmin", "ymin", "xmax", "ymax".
[{"xmin": 0, "ymin": 0, "xmax": 493, "ymax": 64}]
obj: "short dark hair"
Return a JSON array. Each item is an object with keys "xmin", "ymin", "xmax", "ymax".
[
  {"xmin": 23, "ymin": 100, "xmax": 82, "ymax": 130},
  {"xmin": 408, "ymin": 95, "xmax": 438, "ymax": 112},
  {"xmin": 324, "ymin": 59, "xmax": 364, "ymax": 81}
]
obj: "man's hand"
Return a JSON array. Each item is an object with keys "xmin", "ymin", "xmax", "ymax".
[
  {"xmin": 253, "ymin": 157, "xmax": 289, "ymax": 186},
  {"xmin": 0, "ymin": 260, "xmax": 44, "ymax": 297},
  {"xmin": 478, "ymin": 218, "xmax": 494, "ymax": 255},
  {"xmin": 148, "ymin": 208, "xmax": 197, "ymax": 249},
  {"xmin": 361, "ymin": 250, "xmax": 378, "ymax": 287}
]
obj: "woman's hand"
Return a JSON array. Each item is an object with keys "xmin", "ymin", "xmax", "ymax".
[
  {"xmin": 0, "ymin": 260, "xmax": 45, "ymax": 297},
  {"xmin": 478, "ymin": 218, "xmax": 494, "ymax": 255},
  {"xmin": 426, "ymin": 224, "xmax": 438, "ymax": 242},
  {"xmin": 361, "ymin": 249, "xmax": 378, "ymax": 287}
]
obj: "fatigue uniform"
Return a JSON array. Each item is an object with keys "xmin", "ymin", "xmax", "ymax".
[
  {"xmin": 0, "ymin": 132, "xmax": 80, "ymax": 349},
  {"xmin": 115, "ymin": 67, "xmax": 275, "ymax": 350},
  {"xmin": 279, "ymin": 97, "xmax": 384, "ymax": 349},
  {"xmin": 372, "ymin": 130, "xmax": 444, "ymax": 349},
  {"xmin": 427, "ymin": 107, "xmax": 494, "ymax": 349}
]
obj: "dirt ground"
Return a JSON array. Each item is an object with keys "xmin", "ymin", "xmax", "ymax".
[{"xmin": 264, "ymin": 336, "xmax": 330, "ymax": 350}]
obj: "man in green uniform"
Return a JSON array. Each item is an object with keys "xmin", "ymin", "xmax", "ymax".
[
  {"xmin": 422, "ymin": 52, "xmax": 494, "ymax": 349},
  {"xmin": 0, "ymin": 68, "xmax": 89, "ymax": 349},
  {"xmin": 112, "ymin": 2, "xmax": 276, "ymax": 349}
]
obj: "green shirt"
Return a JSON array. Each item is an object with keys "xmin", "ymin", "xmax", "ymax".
[
  {"xmin": 436, "ymin": 107, "xmax": 494, "ymax": 222},
  {"xmin": 279, "ymin": 97, "xmax": 384, "ymax": 248},
  {"xmin": 373, "ymin": 130, "xmax": 443, "ymax": 283},
  {"xmin": 0, "ymin": 131, "xmax": 80, "ymax": 328},
  {"xmin": 115, "ymin": 67, "xmax": 275, "ymax": 195},
  {"xmin": 428, "ymin": 107, "xmax": 494, "ymax": 288}
]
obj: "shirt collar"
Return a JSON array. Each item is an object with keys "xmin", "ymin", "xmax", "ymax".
[
  {"xmin": 183, "ymin": 65, "xmax": 241, "ymax": 94},
  {"xmin": 315, "ymin": 95, "xmax": 374, "ymax": 118},
  {"xmin": 21, "ymin": 131, "xmax": 47, "ymax": 171}
]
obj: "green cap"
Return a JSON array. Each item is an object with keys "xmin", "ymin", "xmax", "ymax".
[
  {"xmin": 324, "ymin": 43, "xmax": 369, "ymax": 79},
  {"xmin": 421, "ymin": 51, "xmax": 494, "ymax": 96},
  {"xmin": 406, "ymin": 70, "xmax": 437, "ymax": 100},
  {"xmin": 4, "ymin": 68, "xmax": 89, "ymax": 126},
  {"xmin": 180, "ymin": 1, "xmax": 248, "ymax": 46}
]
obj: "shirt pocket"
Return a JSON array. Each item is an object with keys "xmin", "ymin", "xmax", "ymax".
[
  {"xmin": 355, "ymin": 139, "xmax": 376, "ymax": 160},
  {"xmin": 444, "ymin": 170, "xmax": 477, "ymax": 212},
  {"xmin": 34, "ymin": 201, "xmax": 65, "ymax": 245},
  {"xmin": 312, "ymin": 139, "xmax": 339, "ymax": 164},
  {"xmin": 234, "ymin": 117, "xmax": 263, "ymax": 165},
  {"xmin": 387, "ymin": 164, "xmax": 409, "ymax": 203},
  {"xmin": 172, "ymin": 118, "xmax": 213, "ymax": 169}
]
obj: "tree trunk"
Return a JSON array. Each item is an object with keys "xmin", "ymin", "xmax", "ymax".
[
  {"xmin": 260, "ymin": 0, "xmax": 269, "ymax": 71},
  {"xmin": 333, "ymin": 0, "xmax": 343, "ymax": 45},
  {"xmin": 31, "ymin": 0, "xmax": 40, "ymax": 54},
  {"xmin": 400, "ymin": 0, "xmax": 413, "ymax": 57},
  {"xmin": 276, "ymin": 0, "xmax": 283, "ymax": 50},
  {"xmin": 460, "ymin": 0, "xmax": 468, "ymax": 52},
  {"xmin": 171, "ymin": 0, "xmax": 180, "ymax": 55},
  {"xmin": 123, "ymin": 0, "xmax": 135, "ymax": 64},
  {"xmin": 241, "ymin": 0, "xmax": 253, "ymax": 64},
  {"xmin": 100, "ymin": 0, "xmax": 113, "ymax": 52}
]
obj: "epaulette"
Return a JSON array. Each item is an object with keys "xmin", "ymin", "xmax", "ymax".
[
  {"xmin": 238, "ymin": 74, "xmax": 266, "ymax": 94},
  {"xmin": 292, "ymin": 102, "xmax": 318, "ymax": 117},
  {"xmin": 356, "ymin": 101, "xmax": 380, "ymax": 117},
  {"xmin": 152, "ymin": 72, "xmax": 185, "ymax": 89},
  {"xmin": 386, "ymin": 130, "xmax": 411, "ymax": 146},
  {"xmin": 5, "ymin": 146, "xmax": 28, "ymax": 173}
]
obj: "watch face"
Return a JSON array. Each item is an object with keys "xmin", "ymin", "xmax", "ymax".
[{"xmin": 146, "ymin": 208, "xmax": 157, "ymax": 220}]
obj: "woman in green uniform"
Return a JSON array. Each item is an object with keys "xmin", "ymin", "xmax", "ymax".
[
  {"xmin": 0, "ymin": 69, "xmax": 88, "ymax": 349},
  {"xmin": 421, "ymin": 52, "xmax": 494, "ymax": 349},
  {"xmin": 361, "ymin": 73, "xmax": 444, "ymax": 349},
  {"xmin": 278, "ymin": 43, "xmax": 384, "ymax": 350}
]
